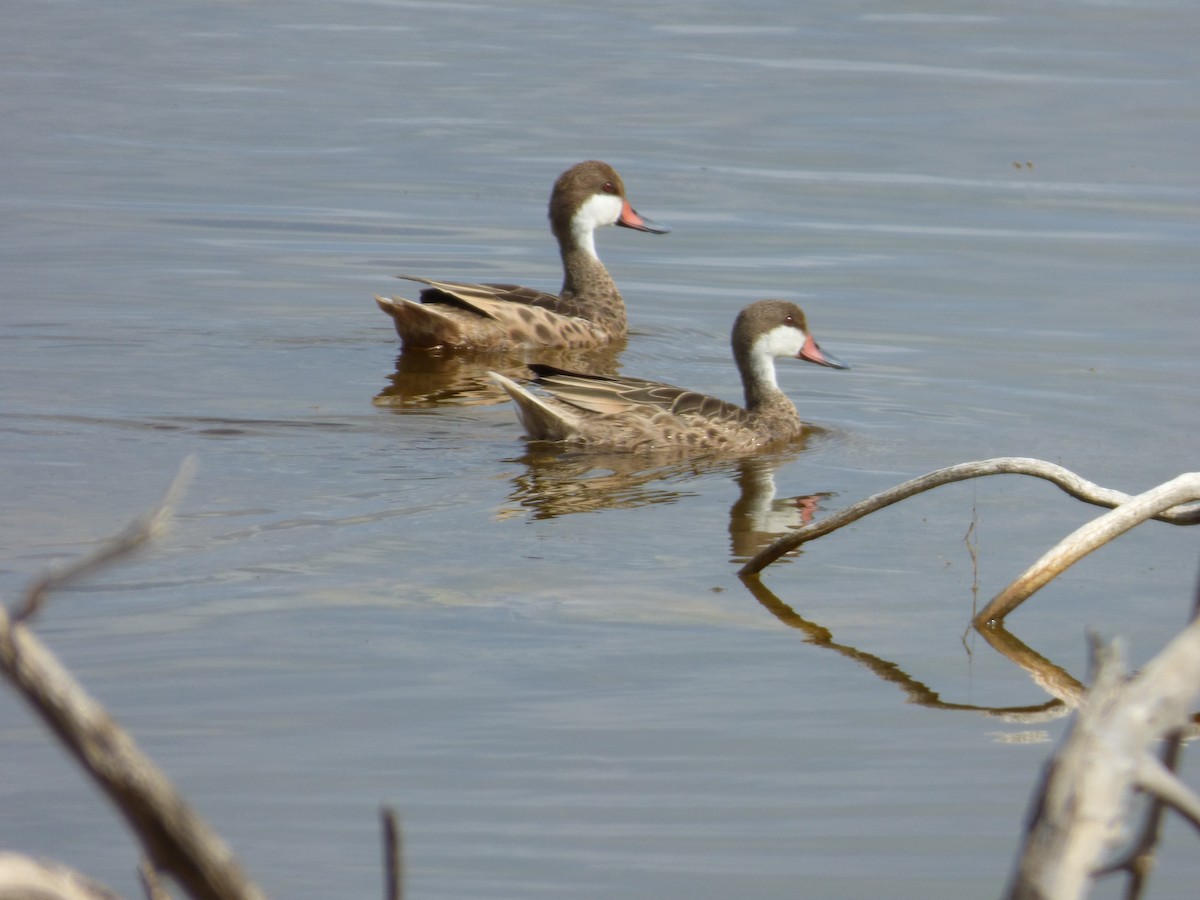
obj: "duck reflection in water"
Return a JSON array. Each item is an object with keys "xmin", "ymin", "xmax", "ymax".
[
  {"xmin": 374, "ymin": 342, "xmax": 625, "ymax": 410},
  {"xmin": 727, "ymin": 452, "xmax": 835, "ymax": 564},
  {"xmin": 500, "ymin": 444, "xmax": 832, "ymax": 566},
  {"xmin": 499, "ymin": 444, "xmax": 716, "ymax": 520}
]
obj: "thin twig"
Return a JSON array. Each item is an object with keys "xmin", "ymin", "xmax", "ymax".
[
  {"xmin": 739, "ymin": 458, "xmax": 1200, "ymax": 576},
  {"xmin": 14, "ymin": 457, "xmax": 196, "ymax": 622},
  {"xmin": 381, "ymin": 806, "xmax": 403, "ymax": 900},
  {"xmin": 138, "ymin": 859, "xmax": 172, "ymax": 900}
]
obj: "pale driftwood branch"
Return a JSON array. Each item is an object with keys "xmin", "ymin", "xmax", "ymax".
[
  {"xmin": 1135, "ymin": 755, "xmax": 1200, "ymax": 833},
  {"xmin": 1097, "ymin": 579, "xmax": 1200, "ymax": 891},
  {"xmin": 1091, "ymin": 734, "xmax": 1183, "ymax": 894},
  {"xmin": 0, "ymin": 461, "xmax": 266, "ymax": 900},
  {"xmin": 738, "ymin": 458, "xmax": 1200, "ymax": 577},
  {"xmin": 0, "ymin": 852, "xmax": 123, "ymax": 900},
  {"xmin": 1004, "ymin": 619, "xmax": 1200, "ymax": 900},
  {"xmin": 975, "ymin": 473, "xmax": 1200, "ymax": 625}
]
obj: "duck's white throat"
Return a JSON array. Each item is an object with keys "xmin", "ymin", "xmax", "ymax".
[
  {"xmin": 571, "ymin": 193, "xmax": 624, "ymax": 259},
  {"xmin": 748, "ymin": 324, "xmax": 807, "ymax": 391}
]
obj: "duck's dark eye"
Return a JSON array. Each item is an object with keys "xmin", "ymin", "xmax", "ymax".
[
  {"xmin": 601, "ymin": 181, "xmax": 616, "ymax": 194},
  {"xmin": 784, "ymin": 315, "xmax": 795, "ymax": 325}
]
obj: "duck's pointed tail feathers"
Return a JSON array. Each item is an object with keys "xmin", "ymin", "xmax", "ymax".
[
  {"xmin": 375, "ymin": 295, "xmax": 466, "ymax": 348},
  {"xmin": 489, "ymin": 371, "xmax": 578, "ymax": 442}
]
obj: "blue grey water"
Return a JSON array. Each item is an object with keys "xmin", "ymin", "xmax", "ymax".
[{"xmin": 2, "ymin": 1, "xmax": 1198, "ymax": 898}]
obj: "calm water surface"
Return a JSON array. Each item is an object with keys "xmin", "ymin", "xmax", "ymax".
[{"xmin": 3, "ymin": 2, "xmax": 1199, "ymax": 898}]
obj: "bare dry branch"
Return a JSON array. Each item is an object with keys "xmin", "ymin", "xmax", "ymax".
[
  {"xmin": 975, "ymin": 473, "xmax": 1200, "ymax": 624},
  {"xmin": 1106, "ymin": 578, "xmax": 1200, "ymax": 890},
  {"xmin": 0, "ymin": 852, "xmax": 124, "ymax": 900},
  {"xmin": 1005, "ymin": 616, "xmax": 1200, "ymax": 899},
  {"xmin": 739, "ymin": 458, "xmax": 1200, "ymax": 577},
  {"xmin": 1090, "ymin": 734, "xmax": 1182, "ymax": 895},
  {"xmin": 1134, "ymin": 755, "xmax": 1200, "ymax": 834},
  {"xmin": 0, "ymin": 460, "xmax": 266, "ymax": 900},
  {"xmin": 15, "ymin": 457, "xmax": 196, "ymax": 622}
]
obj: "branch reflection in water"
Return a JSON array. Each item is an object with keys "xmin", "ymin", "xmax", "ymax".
[
  {"xmin": 974, "ymin": 614, "xmax": 1200, "ymax": 730},
  {"xmin": 739, "ymin": 574, "xmax": 1070, "ymax": 724},
  {"xmin": 374, "ymin": 342, "xmax": 625, "ymax": 409}
]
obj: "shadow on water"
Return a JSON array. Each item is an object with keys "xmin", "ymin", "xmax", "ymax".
[{"xmin": 373, "ymin": 341, "xmax": 627, "ymax": 409}]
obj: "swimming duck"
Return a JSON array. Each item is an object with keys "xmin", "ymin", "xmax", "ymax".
[
  {"xmin": 376, "ymin": 160, "xmax": 668, "ymax": 350},
  {"xmin": 490, "ymin": 300, "xmax": 848, "ymax": 453}
]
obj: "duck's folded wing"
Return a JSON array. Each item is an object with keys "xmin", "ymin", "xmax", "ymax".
[
  {"xmin": 529, "ymin": 364, "xmax": 749, "ymax": 424},
  {"xmin": 399, "ymin": 275, "xmax": 570, "ymax": 317}
]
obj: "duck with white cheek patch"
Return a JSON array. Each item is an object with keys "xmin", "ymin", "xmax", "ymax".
[
  {"xmin": 376, "ymin": 160, "xmax": 668, "ymax": 351},
  {"xmin": 490, "ymin": 300, "xmax": 848, "ymax": 455}
]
